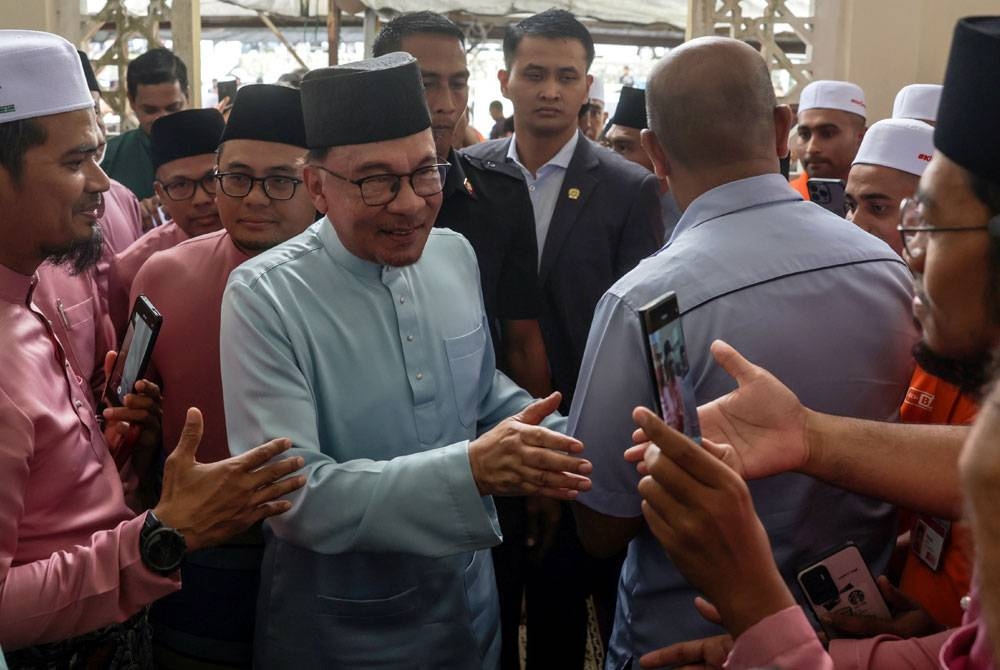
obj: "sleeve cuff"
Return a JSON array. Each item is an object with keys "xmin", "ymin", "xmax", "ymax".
[{"xmin": 726, "ymin": 606, "xmax": 829, "ymax": 669}]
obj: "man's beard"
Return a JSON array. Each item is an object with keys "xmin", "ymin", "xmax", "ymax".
[
  {"xmin": 43, "ymin": 222, "xmax": 105, "ymax": 276},
  {"xmin": 912, "ymin": 339, "xmax": 1000, "ymax": 399}
]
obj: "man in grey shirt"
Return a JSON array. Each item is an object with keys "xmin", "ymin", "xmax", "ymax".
[{"xmin": 570, "ymin": 37, "xmax": 917, "ymax": 667}]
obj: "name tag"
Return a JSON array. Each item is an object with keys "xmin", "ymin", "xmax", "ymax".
[{"xmin": 911, "ymin": 516, "xmax": 951, "ymax": 571}]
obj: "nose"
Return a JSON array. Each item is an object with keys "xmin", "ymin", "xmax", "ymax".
[
  {"xmin": 386, "ymin": 176, "xmax": 425, "ymax": 215},
  {"xmin": 244, "ymin": 179, "xmax": 271, "ymax": 206},
  {"xmin": 435, "ymin": 88, "xmax": 456, "ymax": 115},
  {"xmin": 85, "ymin": 160, "xmax": 110, "ymax": 195}
]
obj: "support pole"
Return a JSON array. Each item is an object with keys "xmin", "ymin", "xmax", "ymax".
[
  {"xmin": 258, "ymin": 11, "xmax": 309, "ymax": 70},
  {"xmin": 327, "ymin": 0, "xmax": 341, "ymax": 66},
  {"xmin": 172, "ymin": 0, "xmax": 202, "ymax": 107}
]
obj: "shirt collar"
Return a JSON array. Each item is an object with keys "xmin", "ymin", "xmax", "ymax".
[
  {"xmin": 669, "ymin": 174, "xmax": 803, "ymax": 243},
  {"xmin": 0, "ymin": 262, "xmax": 37, "ymax": 306},
  {"xmin": 507, "ymin": 130, "xmax": 580, "ymax": 175},
  {"xmin": 317, "ymin": 215, "xmax": 383, "ymax": 280}
]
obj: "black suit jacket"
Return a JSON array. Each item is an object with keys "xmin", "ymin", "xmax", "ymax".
[{"xmin": 463, "ymin": 134, "xmax": 662, "ymax": 410}]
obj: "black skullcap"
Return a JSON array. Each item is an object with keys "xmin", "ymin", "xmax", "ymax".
[
  {"xmin": 219, "ymin": 84, "xmax": 307, "ymax": 148},
  {"xmin": 935, "ymin": 16, "xmax": 1000, "ymax": 185},
  {"xmin": 300, "ymin": 52, "xmax": 430, "ymax": 149},
  {"xmin": 610, "ymin": 86, "xmax": 647, "ymax": 130},
  {"xmin": 77, "ymin": 50, "xmax": 100, "ymax": 93},
  {"xmin": 151, "ymin": 108, "xmax": 225, "ymax": 170}
]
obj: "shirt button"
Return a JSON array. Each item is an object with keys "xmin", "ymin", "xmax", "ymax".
[
  {"xmin": 528, "ymin": 185, "xmax": 536, "ymax": 192},
  {"xmin": 407, "ymin": 334, "xmax": 414, "ymax": 342},
  {"xmin": 74, "ymin": 400, "xmax": 83, "ymax": 409},
  {"xmin": 399, "ymin": 296, "xmax": 406, "ymax": 304},
  {"xmin": 415, "ymin": 372, "xmax": 423, "ymax": 380}
]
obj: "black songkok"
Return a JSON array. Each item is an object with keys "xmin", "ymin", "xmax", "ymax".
[
  {"xmin": 219, "ymin": 84, "xmax": 307, "ymax": 148},
  {"xmin": 77, "ymin": 50, "xmax": 100, "ymax": 93},
  {"xmin": 935, "ymin": 16, "xmax": 1000, "ymax": 185},
  {"xmin": 151, "ymin": 108, "xmax": 225, "ymax": 170},
  {"xmin": 300, "ymin": 52, "xmax": 431, "ymax": 150},
  {"xmin": 610, "ymin": 86, "xmax": 648, "ymax": 130}
]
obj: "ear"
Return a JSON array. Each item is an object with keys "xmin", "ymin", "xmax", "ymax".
[
  {"xmin": 498, "ymin": 69, "xmax": 510, "ymax": 98},
  {"xmin": 641, "ymin": 129, "xmax": 672, "ymax": 181},
  {"xmin": 773, "ymin": 105, "xmax": 794, "ymax": 158},
  {"xmin": 586, "ymin": 73, "xmax": 594, "ymax": 91},
  {"xmin": 152, "ymin": 181, "xmax": 167, "ymax": 202},
  {"xmin": 302, "ymin": 165, "xmax": 329, "ymax": 214}
]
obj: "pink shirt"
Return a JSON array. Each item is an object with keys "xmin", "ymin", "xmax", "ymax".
[
  {"xmin": 32, "ymin": 263, "xmax": 115, "ymax": 407},
  {"xmin": 130, "ymin": 230, "xmax": 249, "ymax": 463},
  {"xmin": 108, "ymin": 222, "xmax": 189, "ymax": 335},
  {"xmin": 96, "ymin": 180, "xmax": 145, "ymax": 328},
  {"xmin": 726, "ymin": 590, "xmax": 995, "ymax": 670},
  {"xmin": 0, "ymin": 263, "xmax": 178, "ymax": 650}
]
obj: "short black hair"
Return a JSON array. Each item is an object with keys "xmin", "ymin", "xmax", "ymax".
[
  {"xmin": 502, "ymin": 9, "xmax": 595, "ymax": 70},
  {"xmin": 0, "ymin": 118, "xmax": 48, "ymax": 183},
  {"xmin": 373, "ymin": 11, "xmax": 465, "ymax": 57},
  {"xmin": 489, "ymin": 100, "xmax": 503, "ymax": 112},
  {"xmin": 126, "ymin": 47, "xmax": 188, "ymax": 99}
]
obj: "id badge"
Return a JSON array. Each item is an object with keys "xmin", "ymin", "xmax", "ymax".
[{"xmin": 911, "ymin": 516, "xmax": 951, "ymax": 571}]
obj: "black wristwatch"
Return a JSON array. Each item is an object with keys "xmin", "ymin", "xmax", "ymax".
[{"xmin": 140, "ymin": 510, "xmax": 186, "ymax": 575}]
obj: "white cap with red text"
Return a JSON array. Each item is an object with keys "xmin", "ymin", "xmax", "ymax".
[
  {"xmin": 588, "ymin": 78, "xmax": 605, "ymax": 106},
  {"xmin": 799, "ymin": 80, "xmax": 867, "ymax": 119},
  {"xmin": 852, "ymin": 118, "xmax": 934, "ymax": 176},
  {"xmin": 0, "ymin": 30, "xmax": 93, "ymax": 123},
  {"xmin": 891, "ymin": 84, "xmax": 942, "ymax": 124}
]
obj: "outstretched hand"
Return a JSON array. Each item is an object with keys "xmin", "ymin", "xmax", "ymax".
[
  {"xmin": 154, "ymin": 408, "xmax": 307, "ymax": 552},
  {"xmin": 633, "ymin": 406, "xmax": 795, "ymax": 638},
  {"xmin": 469, "ymin": 392, "xmax": 592, "ymax": 500}
]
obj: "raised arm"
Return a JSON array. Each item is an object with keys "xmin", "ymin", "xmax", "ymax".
[{"xmin": 699, "ymin": 340, "xmax": 966, "ymax": 519}]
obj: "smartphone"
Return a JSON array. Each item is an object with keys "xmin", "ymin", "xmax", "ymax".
[
  {"xmin": 217, "ymin": 79, "xmax": 238, "ymax": 108},
  {"xmin": 796, "ymin": 543, "xmax": 891, "ymax": 637},
  {"xmin": 807, "ymin": 177, "xmax": 848, "ymax": 217},
  {"xmin": 638, "ymin": 291, "xmax": 701, "ymax": 441},
  {"xmin": 103, "ymin": 295, "xmax": 162, "ymax": 407}
]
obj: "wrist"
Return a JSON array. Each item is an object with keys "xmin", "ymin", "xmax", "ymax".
[
  {"xmin": 720, "ymin": 569, "xmax": 796, "ymax": 639},
  {"xmin": 800, "ymin": 407, "xmax": 824, "ymax": 476},
  {"xmin": 139, "ymin": 509, "xmax": 187, "ymax": 574}
]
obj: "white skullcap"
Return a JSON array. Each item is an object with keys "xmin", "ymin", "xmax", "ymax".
[
  {"xmin": 588, "ymin": 78, "xmax": 605, "ymax": 105},
  {"xmin": 0, "ymin": 30, "xmax": 93, "ymax": 124},
  {"xmin": 799, "ymin": 79, "xmax": 867, "ymax": 119},
  {"xmin": 891, "ymin": 84, "xmax": 942, "ymax": 123},
  {"xmin": 852, "ymin": 118, "xmax": 934, "ymax": 176}
]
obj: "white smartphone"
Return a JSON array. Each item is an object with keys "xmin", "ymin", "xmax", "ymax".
[{"xmin": 796, "ymin": 542, "xmax": 891, "ymax": 637}]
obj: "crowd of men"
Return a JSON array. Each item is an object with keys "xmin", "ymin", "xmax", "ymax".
[{"xmin": 0, "ymin": 7, "xmax": 998, "ymax": 670}]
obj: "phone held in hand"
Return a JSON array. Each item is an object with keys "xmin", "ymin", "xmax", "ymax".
[
  {"xmin": 638, "ymin": 291, "xmax": 701, "ymax": 442},
  {"xmin": 807, "ymin": 177, "xmax": 848, "ymax": 217},
  {"xmin": 217, "ymin": 78, "xmax": 238, "ymax": 109},
  {"xmin": 103, "ymin": 295, "xmax": 162, "ymax": 408},
  {"xmin": 796, "ymin": 542, "xmax": 891, "ymax": 637}
]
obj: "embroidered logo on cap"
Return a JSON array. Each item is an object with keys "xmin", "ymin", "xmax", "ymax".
[
  {"xmin": 918, "ymin": 153, "xmax": 932, "ymax": 161},
  {"xmin": 0, "ymin": 104, "xmax": 14, "ymax": 114}
]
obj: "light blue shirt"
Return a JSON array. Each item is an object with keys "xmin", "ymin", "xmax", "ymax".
[
  {"xmin": 568, "ymin": 174, "xmax": 918, "ymax": 666},
  {"xmin": 507, "ymin": 130, "xmax": 579, "ymax": 264},
  {"xmin": 221, "ymin": 219, "xmax": 560, "ymax": 668}
]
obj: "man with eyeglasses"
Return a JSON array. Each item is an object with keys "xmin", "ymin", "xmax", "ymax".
[
  {"xmin": 220, "ymin": 53, "xmax": 593, "ymax": 668},
  {"xmin": 108, "ymin": 108, "xmax": 225, "ymax": 335},
  {"xmin": 124, "ymin": 84, "xmax": 316, "ymax": 667}
]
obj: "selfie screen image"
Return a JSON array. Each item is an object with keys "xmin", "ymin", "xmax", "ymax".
[{"xmin": 646, "ymin": 318, "xmax": 700, "ymax": 440}]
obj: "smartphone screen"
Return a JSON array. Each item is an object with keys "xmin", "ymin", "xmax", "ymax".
[
  {"xmin": 104, "ymin": 296, "xmax": 161, "ymax": 407},
  {"xmin": 807, "ymin": 178, "xmax": 848, "ymax": 217},
  {"xmin": 638, "ymin": 292, "xmax": 701, "ymax": 441},
  {"xmin": 797, "ymin": 543, "xmax": 891, "ymax": 636},
  {"xmin": 217, "ymin": 79, "xmax": 238, "ymax": 108}
]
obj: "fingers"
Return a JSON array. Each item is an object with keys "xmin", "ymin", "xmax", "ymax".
[
  {"xmin": 171, "ymin": 408, "xmax": 204, "ymax": 462},
  {"xmin": 694, "ymin": 596, "xmax": 722, "ymax": 625},
  {"xmin": 877, "ymin": 574, "xmax": 918, "ymax": 610},
  {"xmin": 624, "ymin": 443, "xmax": 650, "ymax": 464},
  {"xmin": 515, "ymin": 423, "xmax": 584, "ymax": 454},
  {"xmin": 634, "ymin": 407, "xmax": 729, "ymax": 487},
  {"xmin": 638, "ymin": 638, "xmax": 713, "ymax": 668},
  {"xmin": 513, "ymin": 392, "xmax": 562, "ymax": 426},
  {"xmin": 247, "ymin": 454, "xmax": 306, "ymax": 490},
  {"xmin": 631, "ymin": 426, "xmax": 649, "ymax": 446},
  {"xmin": 237, "ymin": 437, "xmax": 295, "ymax": 470},
  {"xmin": 248, "ymin": 473, "xmax": 307, "ymax": 508},
  {"xmin": 822, "ymin": 610, "xmax": 882, "ymax": 637},
  {"xmin": 103, "ymin": 350, "xmax": 117, "ymax": 380},
  {"xmin": 709, "ymin": 339, "xmax": 757, "ymax": 387}
]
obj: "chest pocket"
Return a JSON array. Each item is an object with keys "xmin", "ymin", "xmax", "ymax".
[
  {"xmin": 444, "ymin": 324, "xmax": 487, "ymax": 428},
  {"xmin": 60, "ymin": 297, "xmax": 97, "ymax": 380}
]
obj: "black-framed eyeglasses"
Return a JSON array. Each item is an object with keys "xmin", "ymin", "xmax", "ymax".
[
  {"xmin": 215, "ymin": 172, "xmax": 303, "ymax": 201},
  {"xmin": 155, "ymin": 172, "xmax": 217, "ymax": 201},
  {"xmin": 897, "ymin": 197, "xmax": 992, "ymax": 258},
  {"xmin": 312, "ymin": 163, "xmax": 450, "ymax": 207}
]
